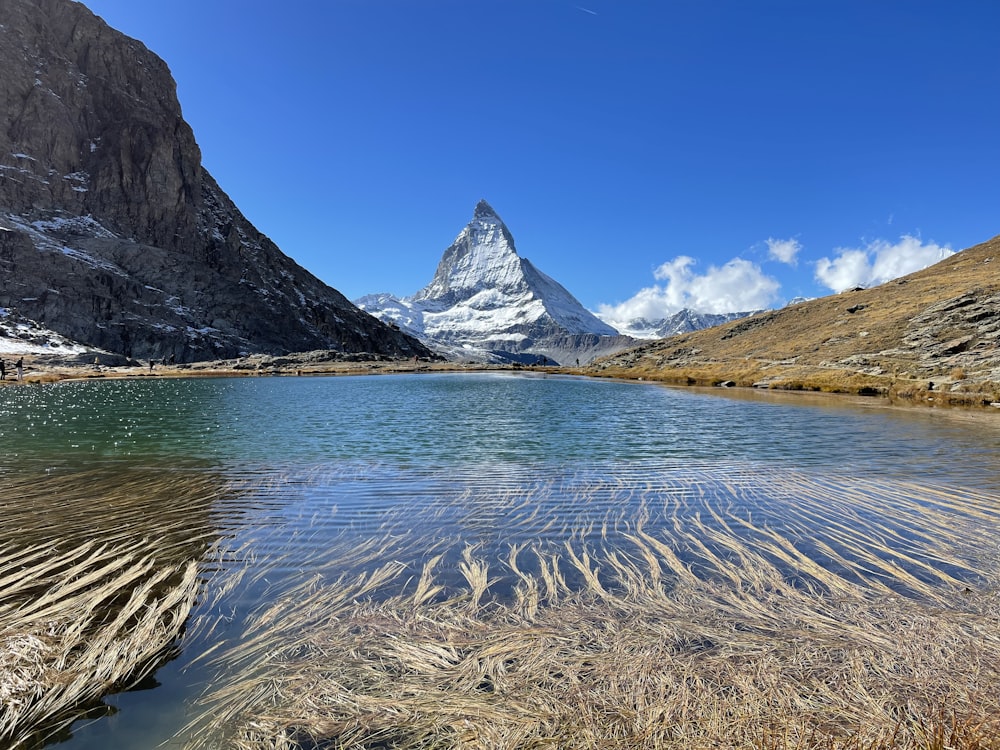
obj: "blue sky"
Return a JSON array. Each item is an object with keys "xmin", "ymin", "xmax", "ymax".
[{"xmin": 81, "ymin": 0, "xmax": 999, "ymax": 323}]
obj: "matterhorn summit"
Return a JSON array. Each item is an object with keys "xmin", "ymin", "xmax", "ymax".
[
  {"xmin": 357, "ymin": 201, "xmax": 635, "ymax": 364},
  {"xmin": 413, "ymin": 200, "xmax": 524, "ymax": 305}
]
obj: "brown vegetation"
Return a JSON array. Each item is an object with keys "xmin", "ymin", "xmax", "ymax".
[
  {"xmin": 0, "ymin": 355, "xmax": 491, "ymax": 386},
  {"xmin": 0, "ymin": 543, "xmax": 198, "ymax": 748},
  {"xmin": 0, "ymin": 469, "xmax": 225, "ymax": 748},
  {"xmin": 587, "ymin": 234, "xmax": 1000, "ymax": 407},
  {"xmin": 183, "ymin": 470, "xmax": 1000, "ymax": 750}
]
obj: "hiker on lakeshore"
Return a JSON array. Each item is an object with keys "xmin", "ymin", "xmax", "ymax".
[
  {"xmin": 0, "ymin": 358, "xmax": 5, "ymax": 380},
  {"xmin": 15, "ymin": 357, "xmax": 23, "ymax": 381}
]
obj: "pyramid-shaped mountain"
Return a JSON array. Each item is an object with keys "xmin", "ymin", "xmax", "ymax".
[{"xmin": 357, "ymin": 201, "xmax": 635, "ymax": 364}]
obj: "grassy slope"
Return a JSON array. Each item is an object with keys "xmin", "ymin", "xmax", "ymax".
[{"xmin": 587, "ymin": 234, "xmax": 1000, "ymax": 406}]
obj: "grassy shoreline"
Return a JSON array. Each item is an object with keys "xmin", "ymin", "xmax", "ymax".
[{"xmin": 4, "ymin": 352, "xmax": 1000, "ymax": 412}]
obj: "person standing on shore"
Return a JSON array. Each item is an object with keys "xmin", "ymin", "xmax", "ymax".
[
  {"xmin": 0, "ymin": 358, "xmax": 5, "ymax": 380},
  {"xmin": 15, "ymin": 357, "xmax": 23, "ymax": 381}
]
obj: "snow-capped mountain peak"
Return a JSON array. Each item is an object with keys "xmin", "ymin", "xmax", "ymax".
[
  {"xmin": 610, "ymin": 309, "xmax": 759, "ymax": 340},
  {"xmin": 415, "ymin": 201, "xmax": 522, "ymax": 305},
  {"xmin": 358, "ymin": 201, "xmax": 631, "ymax": 364}
]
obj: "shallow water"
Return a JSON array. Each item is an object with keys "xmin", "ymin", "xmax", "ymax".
[{"xmin": 1, "ymin": 373, "xmax": 999, "ymax": 748}]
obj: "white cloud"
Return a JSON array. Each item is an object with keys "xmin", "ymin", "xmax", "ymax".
[
  {"xmin": 814, "ymin": 235, "xmax": 953, "ymax": 293},
  {"xmin": 596, "ymin": 255, "xmax": 781, "ymax": 327},
  {"xmin": 766, "ymin": 237, "xmax": 800, "ymax": 265}
]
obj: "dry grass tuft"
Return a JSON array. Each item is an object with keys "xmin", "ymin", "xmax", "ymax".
[
  {"xmin": 0, "ymin": 468, "xmax": 225, "ymax": 748},
  {"xmin": 0, "ymin": 543, "xmax": 199, "ymax": 748},
  {"xmin": 184, "ymin": 471, "xmax": 1000, "ymax": 750}
]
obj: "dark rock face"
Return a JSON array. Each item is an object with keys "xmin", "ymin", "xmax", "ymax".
[
  {"xmin": 895, "ymin": 290, "xmax": 1000, "ymax": 375},
  {"xmin": 0, "ymin": 0, "xmax": 432, "ymax": 361}
]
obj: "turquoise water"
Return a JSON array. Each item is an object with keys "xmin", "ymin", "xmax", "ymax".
[
  {"xmin": 4, "ymin": 372, "xmax": 997, "ymax": 475},
  {"xmin": 1, "ymin": 373, "xmax": 999, "ymax": 748}
]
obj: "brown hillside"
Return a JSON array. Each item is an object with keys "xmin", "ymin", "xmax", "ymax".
[{"xmin": 589, "ymin": 234, "xmax": 1000, "ymax": 406}]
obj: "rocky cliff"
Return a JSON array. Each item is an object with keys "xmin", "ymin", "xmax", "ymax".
[
  {"xmin": 357, "ymin": 200, "xmax": 635, "ymax": 365},
  {"xmin": 0, "ymin": 0, "xmax": 432, "ymax": 362}
]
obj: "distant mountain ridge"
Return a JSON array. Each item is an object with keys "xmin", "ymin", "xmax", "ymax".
[
  {"xmin": 357, "ymin": 201, "xmax": 636, "ymax": 365},
  {"xmin": 0, "ymin": 0, "xmax": 431, "ymax": 362},
  {"xmin": 613, "ymin": 309, "xmax": 758, "ymax": 340}
]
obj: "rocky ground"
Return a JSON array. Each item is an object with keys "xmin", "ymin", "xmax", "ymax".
[
  {"xmin": 2, "ymin": 345, "xmax": 999, "ymax": 413},
  {"xmin": 1, "ymin": 0, "xmax": 431, "ymax": 362},
  {"xmin": 0, "ymin": 348, "xmax": 511, "ymax": 385}
]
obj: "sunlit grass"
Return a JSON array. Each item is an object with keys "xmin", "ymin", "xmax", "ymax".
[
  {"xmin": 182, "ymin": 468, "xmax": 1000, "ymax": 750},
  {"xmin": 0, "ymin": 544, "xmax": 199, "ymax": 748},
  {"xmin": 584, "ymin": 234, "xmax": 1000, "ymax": 405},
  {"xmin": 0, "ymin": 469, "xmax": 224, "ymax": 748},
  {"xmin": 3, "ymin": 461, "xmax": 997, "ymax": 749}
]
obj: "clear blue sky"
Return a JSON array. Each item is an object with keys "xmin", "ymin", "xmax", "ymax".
[{"xmin": 81, "ymin": 0, "xmax": 1000, "ymax": 323}]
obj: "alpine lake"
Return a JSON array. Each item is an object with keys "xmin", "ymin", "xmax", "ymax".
[{"xmin": 2, "ymin": 372, "xmax": 999, "ymax": 750}]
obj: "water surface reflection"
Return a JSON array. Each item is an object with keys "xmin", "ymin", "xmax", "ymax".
[{"xmin": 1, "ymin": 374, "xmax": 998, "ymax": 748}]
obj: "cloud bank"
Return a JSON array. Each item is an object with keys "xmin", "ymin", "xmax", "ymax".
[
  {"xmin": 814, "ymin": 235, "xmax": 953, "ymax": 293},
  {"xmin": 596, "ymin": 255, "xmax": 780, "ymax": 327},
  {"xmin": 595, "ymin": 234, "xmax": 955, "ymax": 332}
]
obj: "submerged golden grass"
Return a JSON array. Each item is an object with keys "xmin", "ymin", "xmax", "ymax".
[
  {"xmin": 183, "ymin": 468, "xmax": 1000, "ymax": 750},
  {"xmin": 0, "ymin": 543, "xmax": 199, "ymax": 748},
  {"xmin": 4, "ymin": 460, "xmax": 998, "ymax": 749},
  {"xmin": 0, "ymin": 468, "xmax": 224, "ymax": 748}
]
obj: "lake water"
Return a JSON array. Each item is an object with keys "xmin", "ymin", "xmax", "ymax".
[{"xmin": 1, "ymin": 372, "xmax": 999, "ymax": 748}]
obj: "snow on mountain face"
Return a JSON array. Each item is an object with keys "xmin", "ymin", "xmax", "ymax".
[
  {"xmin": 413, "ymin": 200, "xmax": 617, "ymax": 337},
  {"xmin": 357, "ymin": 200, "xmax": 630, "ymax": 364},
  {"xmin": 0, "ymin": 306, "xmax": 93, "ymax": 356},
  {"xmin": 414, "ymin": 201, "xmax": 523, "ymax": 305},
  {"xmin": 613, "ymin": 310, "xmax": 758, "ymax": 340}
]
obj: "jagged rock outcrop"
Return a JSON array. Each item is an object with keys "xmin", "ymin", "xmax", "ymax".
[
  {"xmin": 357, "ymin": 200, "xmax": 635, "ymax": 365},
  {"xmin": 0, "ymin": 0, "xmax": 432, "ymax": 362}
]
